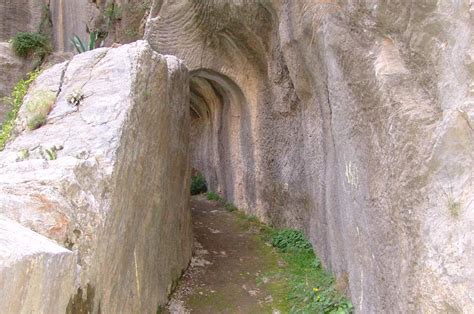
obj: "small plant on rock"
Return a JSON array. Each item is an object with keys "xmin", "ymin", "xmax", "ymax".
[
  {"xmin": 25, "ymin": 90, "xmax": 56, "ymax": 130},
  {"xmin": 10, "ymin": 32, "xmax": 52, "ymax": 59},
  {"xmin": 67, "ymin": 89, "xmax": 85, "ymax": 107}
]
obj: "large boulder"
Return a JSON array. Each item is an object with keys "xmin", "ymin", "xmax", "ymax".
[
  {"xmin": 0, "ymin": 40, "xmax": 192, "ymax": 312},
  {"xmin": 145, "ymin": 1, "xmax": 474, "ymax": 312}
]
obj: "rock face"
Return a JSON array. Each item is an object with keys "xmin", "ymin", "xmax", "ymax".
[
  {"xmin": 0, "ymin": 41, "xmax": 192, "ymax": 312},
  {"xmin": 0, "ymin": 216, "xmax": 76, "ymax": 314},
  {"xmin": 146, "ymin": 1, "xmax": 474, "ymax": 312},
  {"xmin": 0, "ymin": 0, "xmax": 46, "ymax": 41}
]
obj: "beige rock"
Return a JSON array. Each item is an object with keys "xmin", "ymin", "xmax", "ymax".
[
  {"xmin": 0, "ymin": 41, "xmax": 192, "ymax": 312},
  {"xmin": 146, "ymin": 1, "xmax": 474, "ymax": 312},
  {"xmin": 0, "ymin": 215, "xmax": 76, "ymax": 314}
]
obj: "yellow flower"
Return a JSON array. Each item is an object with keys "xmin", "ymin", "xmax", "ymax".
[{"xmin": 313, "ymin": 287, "xmax": 319, "ymax": 292}]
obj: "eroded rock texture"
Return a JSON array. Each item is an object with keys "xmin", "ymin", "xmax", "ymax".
[
  {"xmin": 146, "ymin": 1, "xmax": 474, "ymax": 312},
  {"xmin": 0, "ymin": 41, "xmax": 192, "ymax": 312}
]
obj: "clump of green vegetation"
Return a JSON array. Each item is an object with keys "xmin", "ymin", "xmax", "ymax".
[
  {"xmin": 0, "ymin": 70, "xmax": 40, "ymax": 150},
  {"xmin": 191, "ymin": 174, "xmax": 207, "ymax": 195},
  {"xmin": 234, "ymin": 211, "xmax": 353, "ymax": 313},
  {"xmin": 10, "ymin": 32, "xmax": 52, "ymax": 59},
  {"xmin": 25, "ymin": 90, "xmax": 56, "ymax": 130},
  {"xmin": 224, "ymin": 202, "xmax": 238, "ymax": 212},
  {"xmin": 267, "ymin": 229, "xmax": 353, "ymax": 313},
  {"xmin": 206, "ymin": 191, "xmax": 222, "ymax": 201}
]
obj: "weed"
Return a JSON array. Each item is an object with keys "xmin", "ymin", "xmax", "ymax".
[
  {"xmin": 25, "ymin": 90, "xmax": 56, "ymax": 130},
  {"xmin": 224, "ymin": 202, "xmax": 238, "ymax": 212},
  {"xmin": 45, "ymin": 147, "xmax": 57, "ymax": 160},
  {"xmin": 10, "ymin": 32, "xmax": 51, "ymax": 59},
  {"xmin": 206, "ymin": 191, "xmax": 222, "ymax": 201},
  {"xmin": 0, "ymin": 70, "xmax": 40, "ymax": 150},
  {"xmin": 191, "ymin": 174, "xmax": 207, "ymax": 195}
]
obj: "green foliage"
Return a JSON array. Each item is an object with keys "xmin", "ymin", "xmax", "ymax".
[
  {"xmin": 25, "ymin": 90, "xmax": 56, "ymax": 130},
  {"xmin": 0, "ymin": 70, "xmax": 40, "ymax": 150},
  {"xmin": 206, "ymin": 191, "xmax": 222, "ymax": 201},
  {"xmin": 224, "ymin": 202, "xmax": 238, "ymax": 212},
  {"xmin": 191, "ymin": 174, "xmax": 207, "ymax": 195},
  {"xmin": 237, "ymin": 212, "xmax": 353, "ymax": 314},
  {"xmin": 10, "ymin": 32, "xmax": 51, "ymax": 58},
  {"xmin": 265, "ymin": 229, "xmax": 353, "ymax": 313},
  {"xmin": 271, "ymin": 229, "xmax": 313, "ymax": 252},
  {"xmin": 71, "ymin": 32, "xmax": 98, "ymax": 54}
]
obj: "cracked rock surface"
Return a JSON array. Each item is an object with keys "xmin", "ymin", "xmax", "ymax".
[{"xmin": 0, "ymin": 40, "xmax": 192, "ymax": 313}]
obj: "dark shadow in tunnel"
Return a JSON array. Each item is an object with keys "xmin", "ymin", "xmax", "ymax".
[{"xmin": 189, "ymin": 69, "xmax": 257, "ymax": 209}]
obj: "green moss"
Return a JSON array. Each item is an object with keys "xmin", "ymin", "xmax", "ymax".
[
  {"xmin": 224, "ymin": 202, "xmax": 238, "ymax": 212},
  {"xmin": 0, "ymin": 70, "xmax": 40, "ymax": 150}
]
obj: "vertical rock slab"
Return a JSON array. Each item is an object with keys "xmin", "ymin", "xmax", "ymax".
[
  {"xmin": 0, "ymin": 40, "xmax": 192, "ymax": 312},
  {"xmin": 0, "ymin": 216, "xmax": 76, "ymax": 314}
]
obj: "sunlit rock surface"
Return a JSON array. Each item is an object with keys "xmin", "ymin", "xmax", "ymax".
[{"xmin": 0, "ymin": 41, "xmax": 192, "ymax": 312}]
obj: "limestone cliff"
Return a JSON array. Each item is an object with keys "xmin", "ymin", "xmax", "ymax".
[{"xmin": 145, "ymin": 1, "xmax": 474, "ymax": 312}]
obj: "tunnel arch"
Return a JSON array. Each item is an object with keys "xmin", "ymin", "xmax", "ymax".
[{"xmin": 189, "ymin": 69, "xmax": 256, "ymax": 209}]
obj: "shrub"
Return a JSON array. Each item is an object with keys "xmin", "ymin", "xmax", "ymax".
[
  {"xmin": 206, "ymin": 191, "xmax": 222, "ymax": 201},
  {"xmin": 0, "ymin": 70, "xmax": 40, "ymax": 150},
  {"xmin": 10, "ymin": 32, "xmax": 51, "ymax": 58},
  {"xmin": 191, "ymin": 174, "xmax": 207, "ymax": 195},
  {"xmin": 25, "ymin": 90, "xmax": 56, "ymax": 130}
]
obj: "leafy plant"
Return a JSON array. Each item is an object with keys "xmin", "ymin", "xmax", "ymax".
[
  {"xmin": 25, "ymin": 90, "xmax": 56, "ymax": 130},
  {"xmin": 206, "ymin": 191, "xmax": 222, "ymax": 201},
  {"xmin": 10, "ymin": 32, "xmax": 51, "ymax": 58},
  {"xmin": 71, "ymin": 32, "xmax": 98, "ymax": 54},
  {"xmin": 17, "ymin": 148, "xmax": 29, "ymax": 161},
  {"xmin": 0, "ymin": 70, "xmax": 40, "ymax": 150},
  {"xmin": 191, "ymin": 174, "xmax": 207, "ymax": 195}
]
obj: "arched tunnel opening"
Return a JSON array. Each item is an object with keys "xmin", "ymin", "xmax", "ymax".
[{"xmin": 188, "ymin": 69, "xmax": 256, "ymax": 209}]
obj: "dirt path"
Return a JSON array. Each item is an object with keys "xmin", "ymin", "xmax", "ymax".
[{"xmin": 166, "ymin": 195, "xmax": 287, "ymax": 314}]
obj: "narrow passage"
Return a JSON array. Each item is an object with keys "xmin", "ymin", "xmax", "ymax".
[{"xmin": 166, "ymin": 195, "xmax": 288, "ymax": 314}]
